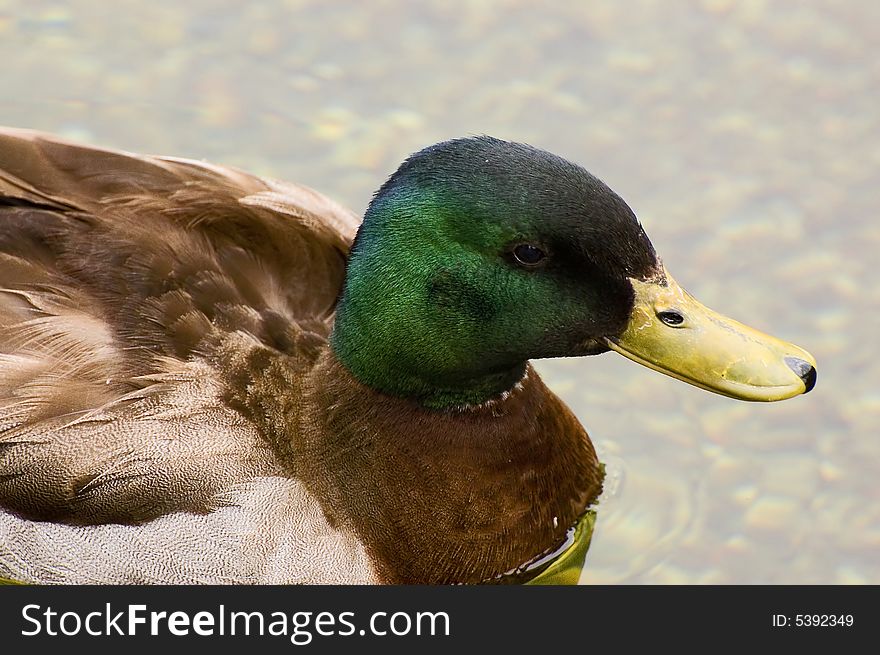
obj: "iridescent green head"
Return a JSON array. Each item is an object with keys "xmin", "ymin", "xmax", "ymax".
[{"xmin": 331, "ymin": 136, "xmax": 816, "ymax": 408}]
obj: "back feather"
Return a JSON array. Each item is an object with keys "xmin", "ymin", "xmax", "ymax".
[{"xmin": 0, "ymin": 127, "xmax": 360, "ymax": 524}]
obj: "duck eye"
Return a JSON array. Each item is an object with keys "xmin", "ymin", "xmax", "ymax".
[
  {"xmin": 512, "ymin": 244, "xmax": 546, "ymax": 267},
  {"xmin": 657, "ymin": 310, "xmax": 685, "ymax": 326}
]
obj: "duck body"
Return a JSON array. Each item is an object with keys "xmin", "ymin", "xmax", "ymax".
[
  {"xmin": 0, "ymin": 129, "xmax": 602, "ymax": 583},
  {"xmin": 0, "ymin": 129, "xmax": 814, "ymax": 584}
]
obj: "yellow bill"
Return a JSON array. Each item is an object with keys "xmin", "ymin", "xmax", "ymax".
[{"xmin": 605, "ymin": 268, "xmax": 816, "ymax": 401}]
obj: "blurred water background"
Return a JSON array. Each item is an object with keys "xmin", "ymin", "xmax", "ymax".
[{"xmin": 1, "ymin": 0, "xmax": 877, "ymax": 584}]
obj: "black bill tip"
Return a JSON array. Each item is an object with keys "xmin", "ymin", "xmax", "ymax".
[{"xmin": 785, "ymin": 357, "xmax": 817, "ymax": 394}]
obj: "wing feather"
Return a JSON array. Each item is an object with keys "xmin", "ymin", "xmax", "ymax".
[{"xmin": 0, "ymin": 127, "xmax": 360, "ymax": 525}]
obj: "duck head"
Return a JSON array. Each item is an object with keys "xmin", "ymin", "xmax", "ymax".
[{"xmin": 332, "ymin": 136, "xmax": 816, "ymax": 408}]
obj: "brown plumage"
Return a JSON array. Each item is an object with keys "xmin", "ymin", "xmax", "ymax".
[{"xmin": 0, "ymin": 128, "xmax": 602, "ymax": 584}]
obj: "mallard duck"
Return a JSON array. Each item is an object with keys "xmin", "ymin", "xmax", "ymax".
[{"xmin": 0, "ymin": 128, "xmax": 815, "ymax": 584}]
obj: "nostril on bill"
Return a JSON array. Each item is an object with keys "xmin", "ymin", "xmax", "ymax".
[{"xmin": 784, "ymin": 356, "xmax": 817, "ymax": 393}]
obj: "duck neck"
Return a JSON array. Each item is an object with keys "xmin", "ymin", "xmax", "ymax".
[
  {"xmin": 331, "ymin": 191, "xmax": 533, "ymax": 409},
  {"xmin": 331, "ymin": 287, "xmax": 527, "ymax": 410}
]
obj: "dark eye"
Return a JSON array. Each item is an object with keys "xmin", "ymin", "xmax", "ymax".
[
  {"xmin": 512, "ymin": 244, "xmax": 546, "ymax": 267},
  {"xmin": 657, "ymin": 310, "xmax": 685, "ymax": 326}
]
